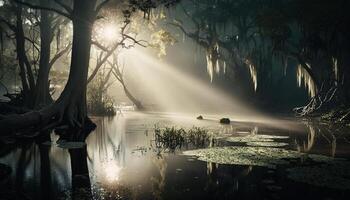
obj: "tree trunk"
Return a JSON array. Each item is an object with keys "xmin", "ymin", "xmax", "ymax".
[
  {"xmin": 111, "ymin": 65, "xmax": 144, "ymax": 110},
  {"xmin": 69, "ymin": 146, "xmax": 92, "ymax": 199},
  {"xmin": 122, "ymin": 84, "xmax": 144, "ymax": 110},
  {"xmin": 14, "ymin": 5, "xmax": 30, "ymax": 102},
  {"xmin": 0, "ymin": 0, "xmax": 97, "ymax": 134},
  {"xmin": 56, "ymin": 0, "xmax": 96, "ymax": 126},
  {"xmin": 38, "ymin": 138, "xmax": 52, "ymax": 200},
  {"xmin": 15, "ymin": 5, "xmax": 35, "ymax": 94},
  {"xmin": 33, "ymin": 0, "xmax": 53, "ymax": 108}
]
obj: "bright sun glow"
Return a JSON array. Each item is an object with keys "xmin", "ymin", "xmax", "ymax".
[{"xmin": 96, "ymin": 23, "xmax": 119, "ymax": 43}]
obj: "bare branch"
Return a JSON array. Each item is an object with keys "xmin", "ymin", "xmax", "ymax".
[
  {"xmin": 95, "ymin": 0, "xmax": 110, "ymax": 14},
  {"xmin": 92, "ymin": 40, "xmax": 109, "ymax": 51},
  {"xmin": 0, "ymin": 17, "xmax": 17, "ymax": 31},
  {"xmin": 122, "ymin": 33, "xmax": 148, "ymax": 48},
  {"xmin": 89, "ymin": 21, "xmax": 148, "ymax": 83},
  {"xmin": 54, "ymin": 0, "xmax": 73, "ymax": 14},
  {"xmin": 179, "ymin": 3, "xmax": 199, "ymax": 27},
  {"xmin": 24, "ymin": 36, "xmax": 40, "ymax": 52},
  {"xmin": 49, "ymin": 43, "xmax": 72, "ymax": 68},
  {"xmin": 101, "ymin": 67, "xmax": 114, "ymax": 91},
  {"xmin": 167, "ymin": 22, "xmax": 208, "ymax": 48},
  {"xmin": 13, "ymin": 0, "xmax": 72, "ymax": 19},
  {"xmin": 87, "ymin": 43, "xmax": 119, "ymax": 83}
]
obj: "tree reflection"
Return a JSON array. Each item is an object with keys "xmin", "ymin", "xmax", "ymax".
[
  {"xmin": 60, "ymin": 128, "xmax": 94, "ymax": 200},
  {"xmin": 295, "ymin": 121, "xmax": 350, "ymax": 157},
  {"xmin": 37, "ymin": 133, "xmax": 52, "ymax": 200},
  {"xmin": 151, "ymin": 154, "xmax": 167, "ymax": 200}
]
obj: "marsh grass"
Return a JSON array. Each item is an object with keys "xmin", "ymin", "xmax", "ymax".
[{"xmin": 154, "ymin": 126, "xmax": 214, "ymax": 151}]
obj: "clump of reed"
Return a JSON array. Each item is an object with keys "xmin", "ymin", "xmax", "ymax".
[{"xmin": 154, "ymin": 125, "xmax": 215, "ymax": 151}]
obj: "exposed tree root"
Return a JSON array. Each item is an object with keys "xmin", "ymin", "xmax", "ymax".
[
  {"xmin": 294, "ymin": 85, "xmax": 350, "ymax": 124},
  {"xmin": 0, "ymin": 102, "xmax": 30, "ymax": 115},
  {"xmin": 294, "ymin": 86, "xmax": 339, "ymax": 116},
  {"xmin": 0, "ymin": 97, "xmax": 95, "ymax": 137}
]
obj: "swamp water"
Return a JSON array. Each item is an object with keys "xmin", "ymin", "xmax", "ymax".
[{"xmin": 1, "ymin": 112, "xmax": 350, "ymax": 200}]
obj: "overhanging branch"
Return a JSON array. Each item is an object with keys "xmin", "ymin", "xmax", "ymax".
[
  {"xmin": 54, "ymin": 0, "xmax": 73, "ymax": 14},
  {"xmin": 13, "ymin": 0, "xmax": 72, "ymax": 19},
  {"xmin": 49, "ymin": 43, "xmax": 72, "ymax": 68},
  {"xmin": 95, "ymin": 0, "xmax": 110, "ymax": 14}
]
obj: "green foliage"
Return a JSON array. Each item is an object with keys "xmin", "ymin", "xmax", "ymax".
[
  {"xmin": 154, "ymin": 126, "xmax": 186, "ymax": 151},
  {"xmin": 87, "ymin": 72, "xmax": 116, "ymax": 116},
  {"xmin": 150, "ymin": 29, "xmax": 177, "ymax": 57}
]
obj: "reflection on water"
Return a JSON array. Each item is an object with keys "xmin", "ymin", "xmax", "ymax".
[{"xmin": 1, "ymin": 112, "xmax": 350, "ymax": 199}]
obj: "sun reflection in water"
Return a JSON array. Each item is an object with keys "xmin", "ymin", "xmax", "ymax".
[{"xmin": 103, "ymin": 161, "xmax": 123, "ymax": 183}]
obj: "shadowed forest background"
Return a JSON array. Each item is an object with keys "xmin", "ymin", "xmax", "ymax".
[{"xmin": 0, "ymin": 0, "xmax": 350, "ymax": 200}]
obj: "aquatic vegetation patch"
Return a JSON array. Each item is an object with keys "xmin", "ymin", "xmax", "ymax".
[
  {"xmin": 246, "ymin": 141, "xmax": 289, "ymax": 147},
  {"xmin": 224, "ymin": 134, "xmax": 290, "ymax": 147},
  {"xmin": 183, "ymin": 146, "xmax": 339, "ymax": 169},
  {"xmin": 225, "ymin": 134, "xmax": 289, "ymax": 143},
  {"xmin": 154, "ymin": 126, "xmax": 214, "ymax": 151},
  {"xmin": 287, "ymin": 161, "xmax": 350, "ymax": 190},
  {"xmin": 154, "ymin": 126, "xmax": 186, "ymax": 151},
  {"xmin": 131, "ymin": 146, "xmax": 149, "ymax": 155},
  {"xmin": 183, "ymin": 146, "xmax": 302, "ymax": 168}
]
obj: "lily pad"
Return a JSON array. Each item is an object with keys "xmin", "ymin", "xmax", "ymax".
[
  {"xmin": 246, "ymin": 142, "xmax": 289, "ymax": 147},
  {"xmin": 225, "ymin": 134, "xmax": 289, "ymax": 143},
  {"xmin": 183, "ymin": 146, "xmax": 302, "ymax": 168},
  {"xmin": 183, "ymin": 146, "xmax": 339, "ymax": 169},
  {"xmin": 287, "ymin": 161, "xmax": 350, "ymax": 190}
]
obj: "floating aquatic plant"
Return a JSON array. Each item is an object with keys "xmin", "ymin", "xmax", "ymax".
[
  {"xmin": 225, "ymin": 134, "xmax": 289, "ymax": 143},
  {"xmin": 183, "ymin": 146, "xmax": 338, "ymax": 169},
  {"xmin": 246, "ymin": 141, "xmax": 289, "ymax": 147},
  {"xmin": 183, "ymin": 146, "xmax": 302, "ymax": 168}
]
